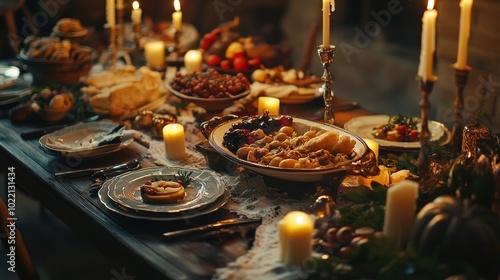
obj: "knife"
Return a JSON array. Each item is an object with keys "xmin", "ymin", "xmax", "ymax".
[
  {"xmin": 55, "ymin": 154, "xmax": 149, "ymax": 178},
  {"xmin": 20, "ymin": 124, "xmax": 67, "ymax": 140},
  {"xmin": 163, "ymin": 218, "xmax": 262, "ymax": 239}
]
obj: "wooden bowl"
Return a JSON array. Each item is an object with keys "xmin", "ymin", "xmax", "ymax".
[{"xmin": 18, "ymin": 48, "xmax": 92, "ymax": 85}]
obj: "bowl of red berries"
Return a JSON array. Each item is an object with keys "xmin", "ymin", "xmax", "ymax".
[{"xmin": 167, "ymin": 68, "xmax": 251, "ymax": 112}]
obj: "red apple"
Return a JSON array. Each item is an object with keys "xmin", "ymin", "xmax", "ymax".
[
  {"xmin": 220, "ymin": 59, "xmax": 232, "ymax": 70},
  {"xmin": 233, "ymin": 56, "xmax": 249, "ymax": 71},
  {"xmin": 247, "ymin": 57, "xmax": 261, "ymax": 69},
  {"xmin": 206, "ymin": 54, "xmax": 222, "ymax": 67}
]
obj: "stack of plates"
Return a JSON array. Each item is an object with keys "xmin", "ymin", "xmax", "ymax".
[
  {"xmin": 98, "ymin": 167, "xmax": 229, "ymax": 221},
  {"xmin": 0, "ymin": 66, "xmax": 30, "ymax": 106}
]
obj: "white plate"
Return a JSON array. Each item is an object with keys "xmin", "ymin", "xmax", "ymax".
[
  {"xmin": 0, "ymin": 80, "xmax": 31, "ymax": 105},
  {"xmin": 39, "ymin": 122, "xmax": 133, "ymax": 158},
  {"xmin": 209, "ymin": 117, "xmax": 369, "ymax": 182},
  {"xmin": 279, "ymin": 86, "xmax": 322, "ymax": 104},
  {"xmin": 107, "ymin": 167, "xmax": 226, "ymax": 213},
  {"xmin": 99, "ymin": 180, "xmax": 229, "ymax": 221},
  {"xmin": 344, "ymin": 115, "xmax": 449, "ymax": 149}
]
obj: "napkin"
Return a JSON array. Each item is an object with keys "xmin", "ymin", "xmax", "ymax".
[
  {"xmin": 45, "ymin": 125, "xmax": 135, "ymax": 151},
  {"xmin": 250, "ymin": 82, "xmax": 317, "ymax": 98}
]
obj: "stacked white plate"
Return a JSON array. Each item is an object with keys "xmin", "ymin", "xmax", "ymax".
[
  {"xmin": 0, "ymin": 66, "xmax": 30, "ymax": 106},
  {"xmin": 98, "ymin": 167, "xmax": 229, "ymax": 221}
]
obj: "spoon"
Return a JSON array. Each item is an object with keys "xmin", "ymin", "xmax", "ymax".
[{"xmin": 87, "ymin": 160, "xmax": 142, "ymax": 196}]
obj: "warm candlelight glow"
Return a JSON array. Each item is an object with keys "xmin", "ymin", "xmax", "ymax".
[
  {"xmin": 278, "ymin": 211, "xmax": 313, "ymax": 266},
  {"xmin": 427, "ymin": 0, "xmax": 434, "ymax": 10},
  {"xmin": 364, "ymin": 138, "xmax": 379, "ymax": 163},
  {"xmin": 456, "ymin": 0, "xmax": 473, "ymax": 69},
  {"xmin": 163, "ymin": 123, "xmax": 186, "ymax": 161},
  {"xmin": 417, "ymin": 0, "xmax": 438, "ymax": 81},
  {"xmin": 383, "ymin": 180, "xmax": 419, "ymax": 248},
  {"xmin": 144, "ymin": 41, "xmax": 165, "ymax": 69},
  {"xmin": 172, "ymin": 0, "xmax": 182, "ymax": 31},
  {"xmin": 184, "ymin": 50, "xmax": 203, "ymax": 74},
  {"xmin": 257, "ymin": 97, "xmax": 280, "ymax": 115},
  {"xmin": 131, "ymin": 1, "xmax": 142, "ymax": 25}
]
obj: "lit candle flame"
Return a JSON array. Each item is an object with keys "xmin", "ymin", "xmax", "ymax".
[
  {"xmin": 296, "ymin": 215, "xmax": 304, "ymax": 224},
  {"xmin": 132, "ymin": 1, "xmax": 139, "ymax": 10},
  {"xmin": 174, "ymin": 0, "xmax": 181, "ymax": 12},
  {"xmin": 427, "ymin": 0, "xmax": 435, "ymax": 10}
]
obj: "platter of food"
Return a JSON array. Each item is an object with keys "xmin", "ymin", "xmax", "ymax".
[
  {"xmin": 209, "ymin": 115, "xmax": 372, "ymax": 182},
  {"xmin": 344, "ymin": 115, "xmax": 450, "ymax": 149},
  {"xmin": 106, "ymin": 167, "xmax": 226, "ymax": 213}
]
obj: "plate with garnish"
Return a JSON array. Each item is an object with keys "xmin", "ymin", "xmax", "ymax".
[
  {"xmin": 344, "ymin": 114, "xmax": 451, "ymax": 149},
  {"xmin": 106, "ymin": 167, "xmax": 226, "ymax": 213}
]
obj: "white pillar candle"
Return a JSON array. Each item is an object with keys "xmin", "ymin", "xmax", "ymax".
[
  {"xmin": 456, "ymin": 0, "xmax": 473, "ymax": 69},
  {"xmin": 257, "ymin": 97, "xmax": 280, "ymax": 115},
  {"xmin": 172, "ymin": 0, "xmax": 182, "ymax": 32},
  {"xmin": 417, "ymin": 0, "xmax": 438, "ymax": 82},
  {"xmin": 278, "ymin": 211, "xmax": 313, "ymax": 266},
  {"xmin": 383, "ymin": 180, "xmax": 419, "ymax": 248},
  {"xmin": 131, "ymin": 1, "xmax": 142, "ymax": 25},
  {"xmin": 106, "ymin": 0, "xmax": 116, "ymax": 28},
  {"xmin": 184, "ymin": 50, "xmax": 203, "ymax": 74},
  {"xmin": 144, "ymin": 41, "xmax": 165, "ymax": 69},
  {"xmin": 163, "ymin": 123, "xmax": 186, "ymax": 160}
]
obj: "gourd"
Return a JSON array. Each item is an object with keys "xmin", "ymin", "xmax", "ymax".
[
  {"xmin": 448, "ymin": 151, "xmax": 496, "ymax": 209},
  {"xmin": 410, "ymin": 195, "xmax": 500, "ymax": 278}
]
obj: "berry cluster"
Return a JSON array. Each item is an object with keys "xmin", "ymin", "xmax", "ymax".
[
  {"xmin": 170, "ymin": 69, "xmax": 250, "ymax": 99},
  {"xmin": 223, "ymin": 114, "xmax": 293, "ymax": 153}
]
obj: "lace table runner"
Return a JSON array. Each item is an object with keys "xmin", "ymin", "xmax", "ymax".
[{"xmin": 145, "ymin": 115, "xmax": 316, "ymax": 279}]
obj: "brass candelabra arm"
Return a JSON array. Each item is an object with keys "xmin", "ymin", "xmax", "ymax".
[{"xmin": 317, "ymin": 45, "xmax": 336, "ymax": 125}]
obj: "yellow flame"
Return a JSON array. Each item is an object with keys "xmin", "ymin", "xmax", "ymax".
[
  {"xmin": 132, "ymin": 1, "xmax": 139, "ymax": 10},
  {"xmin": 174, "ymin": 0, "xmax": 181, "ymax": 12},
  {"xmin": 427, "ymin": 0, "xmax": 435, "ymax": 10}
]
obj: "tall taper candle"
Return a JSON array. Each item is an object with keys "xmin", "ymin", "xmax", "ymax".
[
  {"xmin": 106, "ymin": 0, "xmax": 115, "ymax": 28},
  {"xmin": 417, "ymin": 0, "xmax": 437, "ymax": 82},
  {"xmin": 172, "ymin": 0, "xmax": 182, "ymax": 32},
  {"xmin": 322, "ymin": 0, "xmax": 335, "ymax": 48},
  {"xmin": 456, "ymin": 0, "xmax": 473, "ymax": 69}
]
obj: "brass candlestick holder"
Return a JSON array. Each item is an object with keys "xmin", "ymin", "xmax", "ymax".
[
  {"xmin": 109, "ymin": 26, "xmax": 117, "ymax": 69},
  {"xmin": 417, "ymin": 76, "xmax": 437, "ymax": 176},
  {"xmin": 451, "ymin": 65, "xmax": 471, "ymax": 155},
  {"xmin": 117, "ymin": 8, "xmax": 124, "ymax": 51},
  {"xmin": 317, "ymin": 45, "xmax": 336, "ymax": 125},
  {"xmin": 133, "ymin": 23, "xmax": 141, "ymax": 51}
]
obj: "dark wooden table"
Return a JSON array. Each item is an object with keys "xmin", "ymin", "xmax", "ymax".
[{"xmin": 0, "ymin": 96, "xmax": 371, "ymax": 279}]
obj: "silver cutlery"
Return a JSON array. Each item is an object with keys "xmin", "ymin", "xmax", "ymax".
[
  {"xmin": 163, "ymin": 218, "xmax": 262, "ymax": 239},
  {"xmin": 55, "ymin": 154, "xmax": 150, "ymax": 178}
]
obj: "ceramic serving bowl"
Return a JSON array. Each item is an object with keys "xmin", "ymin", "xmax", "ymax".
[
  {"xmin": 166, "ymin": 83, "xmax": 250, "ymax": 112},
  {"xmin": 207, "ymin": 116, "xmax": 379, "ymax": 182}
]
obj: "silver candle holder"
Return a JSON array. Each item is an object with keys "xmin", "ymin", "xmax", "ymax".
[{"xmin": 317, "ymin": 45, "xmax": 336, "ymax": 125}]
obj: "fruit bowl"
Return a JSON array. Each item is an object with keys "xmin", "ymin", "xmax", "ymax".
[{"xmin": 166, "ymin": 82, "xmax": 250, "ymax": 112}]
